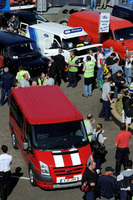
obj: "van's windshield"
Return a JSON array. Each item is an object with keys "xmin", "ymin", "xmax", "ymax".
[
  {"xmin": 62, "ymin": 35, "xmax": 90, "ymax": 49},
  {"xmin": 32, "ymin": 120, "xmax": 88, "ymax": 150},
  {"xmin": 114, "ymin": 27, "xmax": 133, "ymax": 41},
  {"xmin": 9, "ymin": 42, "xmax": 40, "ymax": 59}
]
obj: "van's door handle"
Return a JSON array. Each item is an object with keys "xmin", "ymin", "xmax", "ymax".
[{"xmin": 44, "ymin": 53, "xmax": 49, "ymax": 54}]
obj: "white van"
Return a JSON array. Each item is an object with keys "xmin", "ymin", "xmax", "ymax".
[{"xmin": 24, "ymin": 22, "xmax": 102, "ymax": 66}]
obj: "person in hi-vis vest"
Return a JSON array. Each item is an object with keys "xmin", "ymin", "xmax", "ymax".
[
  {"xmin": 16, "ymin": 66, "xmax": 30, "ymax": 83},
  {"xmin": 67, "ymin": 51, "xmax": 79, "ymax": 88},
  {"xmin": 84, "ymin": 114, "xmax": 95, "ymax": 142}
]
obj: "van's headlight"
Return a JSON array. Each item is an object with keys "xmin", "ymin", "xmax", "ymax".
[{"xmin": 39, "ymin": 161, "xmax": 50, "ymax": 175}]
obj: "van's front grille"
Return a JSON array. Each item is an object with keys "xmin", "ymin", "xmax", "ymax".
[{"xmin": 53, "ymin": 164, "xmax": 83, "ymax": 177}]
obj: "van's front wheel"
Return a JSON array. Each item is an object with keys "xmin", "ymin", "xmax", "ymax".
[
  {"xmin": 12, "ymin": 133, "xmax": 18, "ymax": 149},
  {"xmin": 29, "ymin": 167, "xmax": 37, "ymax": 187}
]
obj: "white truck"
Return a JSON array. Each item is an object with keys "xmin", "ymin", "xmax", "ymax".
[{"xmin": 24, "ymin": 22, "xmax": 102, "ymax": 66}]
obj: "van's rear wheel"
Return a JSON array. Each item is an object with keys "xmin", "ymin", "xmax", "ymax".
[
  {"xmin": 29, "ymin": 167, "xmax": 37, "ymax": 187},
  {"xmin": 12, "ymin": 133, "xmax": 18, "ymax": 149}
]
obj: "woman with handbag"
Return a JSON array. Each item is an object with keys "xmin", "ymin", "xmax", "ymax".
[{"xmin": 91, "ymin": 123, "xmax": 107, "ymax": 174}]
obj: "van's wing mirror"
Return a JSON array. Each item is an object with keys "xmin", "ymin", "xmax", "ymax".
[{"xmin": 23, "ymin": 142, "xmax": 28, "ymax": 150}]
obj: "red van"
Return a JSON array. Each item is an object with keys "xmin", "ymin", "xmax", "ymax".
[
  {"xmin": 68, "ymin": 10, "xmax": 133, "ymax": 60},
  {"xmin": 9, "ymin": 86, "xmax": 92, "ymax": 189}
]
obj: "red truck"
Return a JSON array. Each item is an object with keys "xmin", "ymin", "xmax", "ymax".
[{"xmin": 68, "ymin": 10, "xmax": 133, "ymax": 60}]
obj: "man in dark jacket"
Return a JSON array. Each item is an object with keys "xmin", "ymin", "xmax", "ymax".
[
  {"xmin": 0, "ymin": 67, "xmax": 14, "ymax": 106},
  {"xmin": 82, "ymin": 160, "xmax": 98, "ymax": 200},
  {"xmin": 54, "ymin": 49, "xmax": 67, "ymax": 86},
  {"xmin": 117, "ymin": 160, "xmax": 133, "ymax": 200},
  {"xmin": 122, "ymin": 90, "xmax": 133, "ymax": 131},
  {"xmin": 98, "ymin": 166, "xmax": 117, "ymax": 200},
  {"xmin": 112, "ymin": 70, "xmax": 125, "ymax": 101}
]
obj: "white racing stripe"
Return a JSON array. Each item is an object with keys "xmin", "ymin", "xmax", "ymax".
[
  {"xmin": 11, "ymin": 175, "xmax": 30, "ymax": 180},
  {"xmin": 70, "ymin": 152, "xmax": 81, "ymax": 166},
  {"xmin": 53, "ymin": 151, "xmax": 64, "ymax": 167}
]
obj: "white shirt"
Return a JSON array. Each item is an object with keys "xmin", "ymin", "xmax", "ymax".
[
  {"xmin": 0, "ymin": 154, "xmax": 12, "ymax": 172},
  {"xmin": 97, "ymin": 53, "xmax": 105, "ymax": 68},
  {"xmin": 125, "ymin": 57, "xmax": 133, "ymax": 68}
]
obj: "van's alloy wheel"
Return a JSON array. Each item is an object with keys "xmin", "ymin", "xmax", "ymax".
[{"xmin": 29, "ymin": 167, "xmax": 37, "ymax": 186}]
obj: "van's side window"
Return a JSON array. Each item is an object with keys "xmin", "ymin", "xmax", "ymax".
[
  {"xmin": 10, "ymin": 95, "xmax": 24, "ymax": 132},
  {"xmin": 25, "ymin": 122, "xmax": 33, "ymax": 153}
]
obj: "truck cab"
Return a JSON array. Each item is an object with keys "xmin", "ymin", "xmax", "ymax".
[
  {"xmin": 24, "ymin": 22, "xmax": 102, "ymax": 67},
  {"xmin": 68, "ymin": 10, "xmax": 133, "ymax": 60}
]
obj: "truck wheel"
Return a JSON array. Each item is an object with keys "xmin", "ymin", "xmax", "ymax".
[
  {"xmin": 60, "ymin": 21, "xmax": 67, "ymax": 26},
  {"xmin": 12, "ymin": 133, "xmax": 18, "ymax": 149},
  {"xmin": 29, "ymin": 167, "xmax": 37, "ymax": 187}
]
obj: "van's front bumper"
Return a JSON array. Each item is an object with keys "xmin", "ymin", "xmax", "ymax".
[{"xmin": 34, "ymin": 170, "xmax": 81, "ymax": 189}]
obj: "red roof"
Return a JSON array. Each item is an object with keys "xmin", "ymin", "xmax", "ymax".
[
  {"xmin": 68, "ymin": 10, "xmax": 133, "ymax": 30},
  {"xmin": 11, "ymin": 86, "xmax": 83, "ymax": 124}
]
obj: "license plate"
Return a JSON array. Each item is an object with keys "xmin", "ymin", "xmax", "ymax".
[{"xmin": 60, "ymin": 177, "xmax": 77, "ymax": 183}]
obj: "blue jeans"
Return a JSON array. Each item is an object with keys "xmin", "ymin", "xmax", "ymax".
[
  {"xmin": 125, "ymin": 68, "xmax": 131, "ymax": 84},
  {"xmin": 114, "ymin": 86, "xmax": 118, "ymax": 98},
  {"xmin": 86, "ymin": 191, "xmax": 95, "ymax": 200},
  {"xmin": 0, "ymin": 88, "xmax": 11, "ymax": 106},
  {"xmin": 91, "ymin": 0, "xmax": 96, "ymax": 9},
  {"xmin": 68, "ymin": 71, "xmax": 77, "ymax": 87},
  {"xmin": 120, "ymin": 190, "xmax": 131, "ymax": 200},
  {"xmin": 97, "ymin": 68, "xmax": 103, "ymax": 82},
  {"xmin": 99, "ymin": 100, "xmax": 111, "ymax": 120},
  {"xmin": 96, "ymin": 157, "xmax": 102, "ymax": 170},
  {"xmin": 84, "ymin": 78, "xmax": 92, "ymax": 96}
]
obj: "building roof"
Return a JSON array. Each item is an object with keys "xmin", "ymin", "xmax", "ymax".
[
  {"xmin": 69, "ymin": 10, "xmax": 133, "ymax": 30},
  {"xmin": 0, "ymin": 30, "xmax": 34, "ymax": 46},
  {"xmin": 30, "ymin": 22, "xmax": 87, "ymax": 39},
  {"xmin": 11, "ymin": 86, "xmax": 83, "ymax": 124}
]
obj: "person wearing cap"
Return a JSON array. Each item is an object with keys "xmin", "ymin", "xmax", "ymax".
[
  {"xmin": 117, "ymin": 160, "xmax": 133, "ymax": 200},
  {"xmin": 98, "ymin": 166, "xmax": 117, "ymax": 200},
  {"xmin": 82, "ymin": 160, "xmax": 98, "ymax": 200},
  {"xmin": 114, "ymin": 126, "xmax": 131, "ymax": 176},
  {"xmin": 84, "ymin": 114, "xmax": 95, "ymax": 142}
]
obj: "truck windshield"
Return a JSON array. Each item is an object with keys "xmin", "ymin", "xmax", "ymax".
[
  {"xmin": 62, "ymin": 35, "xmax": 90, "ymax": 49},
  {"xmin": 9, "ymin": 42, "xmax": 40, "ymax": 59},
  {"xmin": 114, "ymin": 27, "xmax": 133, "ymax": 41},
  {"xmin": 32, "ymin": 120, "xmax": 88, "ymax": 150}
]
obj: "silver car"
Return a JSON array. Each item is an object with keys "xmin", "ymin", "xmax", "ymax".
[{"xmin": 54, "ymin": 4, "xmax": 92, "ymax": 25}]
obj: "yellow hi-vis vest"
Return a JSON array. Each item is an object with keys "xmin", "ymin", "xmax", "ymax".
[
  {"xmin": 84, "ymin": 61, "xmax": 95, "ymax": 78},
  {"xmin": 68, "ymin": 56, "xmax": 78, "ymax": 72},
  {"xmin": 17, "ymin": 70, "xmax": 29, "ymax": 83},
  {"xmin": 38, "ymin": 78, "xmax": 42, "ymax": 86},
  {"xmin": 84, "ymin": 119, "xmax": 93, "ymax": 142}
]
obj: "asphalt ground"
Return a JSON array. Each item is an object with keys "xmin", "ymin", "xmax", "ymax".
[{"xmin": 0, "ymin": 11, "xmax": 133, "ymax": 200}]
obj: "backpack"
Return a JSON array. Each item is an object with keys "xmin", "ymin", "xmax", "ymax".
[
  {"xmin": 92, "ymin": 132, "xmax": 107, "ymax": 156},
  {"xmin": 80, "ymin": 181, "xmax": 89, "ymax": 192}
]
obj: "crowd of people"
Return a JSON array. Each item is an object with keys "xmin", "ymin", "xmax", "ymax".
[
  {"xmin": 0, "ymin": 38, "xmax": 133, "ymax": 200},
  {"xmin": 83, "ymin": 111, "xmax": 133, "ymax": 200}
]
